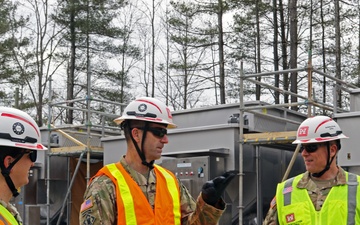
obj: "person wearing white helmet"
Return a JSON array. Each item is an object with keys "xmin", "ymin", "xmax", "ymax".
[
  {"xmin": 0, "ymin": 107, "xmax": 47, "ymax": 225},
  {"xmin": 79, "ymin": 97, "xmax": 237, "ymax": 225},
  {"xmin": 263, "ymin": 115, "xmax": 360, "ymax": 225}
]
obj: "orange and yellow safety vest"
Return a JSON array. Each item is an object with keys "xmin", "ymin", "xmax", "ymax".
[{"xmin": 95, "ymin": 162, "xmax": 181, "ymax": 225}]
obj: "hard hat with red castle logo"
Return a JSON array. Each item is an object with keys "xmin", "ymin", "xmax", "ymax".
[{"xmin": 293, "ymin": 115, "xmax": 348, "ymax": 144}]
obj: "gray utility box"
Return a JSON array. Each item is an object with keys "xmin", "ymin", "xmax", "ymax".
[
  {"xmin": 350, "ymin": 88, "xmax": 360, "ymax": 112},
  {"xmin": 335, "ymin": 112, "xmax": 360, "ymax": 167},
  {"xmin": 162, "ymin": 155, "xmax": 231, "ymax": 225},
  {"xmin": 162, "ymin": 155, "xmax": 225, "ymax": 197}
]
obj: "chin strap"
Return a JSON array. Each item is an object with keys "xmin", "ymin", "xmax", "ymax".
[
  {"xmin": 128, "ymin": 122, "xmax": 154, "ymax": 169},
  {"xmin": 312, "ymin": 142, "xmax": 334, "ymax": 178},
  {"xmin": 0, "ymin": 154, "xmax": 24, "ymax": 197}
]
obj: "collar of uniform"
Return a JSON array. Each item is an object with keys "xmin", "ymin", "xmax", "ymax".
[
  {"xmin": 120, "ymin": 156, "xmax": 156, "ymax": 186},
  {"xmin": 0, "ymin": 199, "xmax": 23, "ymax": 223},
  {"xmin": 297, "ymin": 166, "xmax": 347, "ymax": 189}
]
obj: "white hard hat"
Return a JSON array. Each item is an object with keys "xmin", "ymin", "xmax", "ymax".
[
  {"xmin": 114, "ymin": 97, "xmax": 177, "ymax": 128},
  {"xmin": 293, "ymin": 115, "xmax": 348, "ymax": 144},
  {"xmin": 0, "ymin": 107, "xmax": 47, "ymax": 150}
]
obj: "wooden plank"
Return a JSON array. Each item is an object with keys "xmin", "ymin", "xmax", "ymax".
[
  {"xmin": 51, "ymin": 125, "xmax": 87, "ymax": 147},
  {"xmin": 51, "ymin": 146, "xmax": 103, "ymax": 153},
  {"xmin": 243, "ymin": 131, "xmax": 297, "ymax": 143}
]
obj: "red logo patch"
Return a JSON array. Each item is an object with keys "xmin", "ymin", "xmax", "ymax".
[
  {"xmin": 298, "ymin": 126, "xmax": 309, "ymax": 137},
  {"xmin": 286, "ymin": 213, "xmax": 295, "ymax": 223},
  {"xmin": 166, "ymin": 108, "xmax": 172, "ymax": 119}
]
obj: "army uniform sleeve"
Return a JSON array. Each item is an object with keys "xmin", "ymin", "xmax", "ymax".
[
  {"xmin": 179, "ymin": 182, "xmax": 224, "ymax": 225},
  {"xmin": 79, "ymin": 175, "xmax": 117, "ymax": 225},
  {"xmin": 262, "ymin": 197, "xmax": 278, "ymax": 225}
]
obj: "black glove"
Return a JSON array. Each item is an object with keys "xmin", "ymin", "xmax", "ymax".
[{"xmin": 201, "ymin": 170, "xmax": 238, "ymax": 206}]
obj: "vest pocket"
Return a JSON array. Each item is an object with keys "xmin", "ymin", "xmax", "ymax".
[
  {"xmin": 324, "ymin": 200, "xmax": 346, "ymax": 224},
  {"xmin": 279, "ymin": 202, "xmax": 312, "ymax": 224}
]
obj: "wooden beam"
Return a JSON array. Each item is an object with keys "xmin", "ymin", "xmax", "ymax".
[
  {"xmin": 243, "ymin": 131, "xmax": 297, "ymax": 143},
  {"xmin": 51, "ymin": 146, "xmax": 103, "ymax": 153},
  {"xmin": 51, "ymin": 125, "xmax": 86, "ymax": 147}
]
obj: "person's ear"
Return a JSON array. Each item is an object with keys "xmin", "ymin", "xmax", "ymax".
[
  {"xmin": 131, "ymin": 128, "xmax": 141, "ymax": 142},
  {"xmin": 3, "ymin": 156, "xmax": 13, "ymax": 168},
  {"xmin": 330, "ymin": 143, "xmax": 338, "ymax": 157}
]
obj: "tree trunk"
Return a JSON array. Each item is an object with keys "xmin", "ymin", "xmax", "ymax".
[
  {"xmin": 334, "ymin": 0, "xmax": 342, "ymax": 107},
  {"xmin": 289, "ymin": 0, "xmax": 298, "ymax": 111},
  {"xmin": 67, "ymin": 0, "xmax": 76, "ymax": 124},
  {"xmin": 273, "ymin": 0, "xmax": 279, "ymax": 104},
  {"xmin": 320, "ymin": 0, "xmax": 327, "ymax": 113},
  {"xmin": 255, "ymin": 0, "xmax": 261, "ymax": 100},
  {"xmin": 279, "ymin": 0, "xmax": 289, "ymax": 104},
  {"xmin": 151, "ymin": 0, "xmax": 155, "ymax": 97},
  {"xmin": 218, "ymin": 0, "xmax": 225, "ymax": 104}
]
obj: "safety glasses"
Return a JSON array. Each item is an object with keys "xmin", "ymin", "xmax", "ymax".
[
  {"xmin": 23, "ymin": 150, "xmax": 37, "ymax": 162},
  {"xmin": 300, "ymin": 143, "xmax": 325, "ymax": 153},
  {"xmin": 135, "ymin": 127, "xmax": 167, "ymax": 138},
  {"xmin": 148, "ymin": 127, "xmax": 167, "ymax": 138}
]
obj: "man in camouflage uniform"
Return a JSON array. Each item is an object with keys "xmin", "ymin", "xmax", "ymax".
[
  {"xmin": 263, "ymin": 116, "xmax": 360, "ymax": 225},
  {"xmin": 79, "ymin": 97, "xmax": 236, "ymax": 225}
]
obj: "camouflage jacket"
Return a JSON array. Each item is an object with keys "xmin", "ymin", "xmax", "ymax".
[
  {"xmin": 262, "ymin": 167, "xmax": 348, "ymax": 225},
  {"xmin": 79, "ymin": 157, "xmax": 224, "ymax": 225}
]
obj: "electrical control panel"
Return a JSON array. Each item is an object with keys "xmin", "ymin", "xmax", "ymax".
[{"xmin": 162, "ymin": 156, "xmax": 225, "ymax": 199}]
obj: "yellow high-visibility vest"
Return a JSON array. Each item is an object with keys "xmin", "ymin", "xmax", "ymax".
[
  {"xmin": 276, "ymin": 172, "xmax": 360, "ymax": 225},
  {"xmin": 0, "ymin": 204, "xmax": 19, "ymax": 225},
  {"xmin": 95, "ymin": 162, "xmax": 181, "ymax": 225}
]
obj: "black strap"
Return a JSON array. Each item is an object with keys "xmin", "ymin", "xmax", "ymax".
[
  {"xmin": 128, "ymin": 122, "xmax": 154, "ymax": 169},
  {"xmin": 312, "ymin": 142, "xmax": 333, "ymax": 178}
]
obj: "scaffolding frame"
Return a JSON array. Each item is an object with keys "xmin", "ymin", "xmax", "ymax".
[
  {"xmin": 46, "ymin": 76, "xmax": 126, "ymax": 225},
  {"xmin": 237, "ymin": 61, "xmax": 358, "ymax": 224}
]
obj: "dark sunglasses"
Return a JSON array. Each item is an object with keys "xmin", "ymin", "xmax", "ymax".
[
  {"xmin": 300, "ymin": 143, "xmax": 324, "ymax": 153},
  {"xmin": 135, "ymin": 127, "xmax": 168, "ymax": 138},
  {"xmin": 24, "ymin": 150, "xmax": 37, "ymax": 162}
]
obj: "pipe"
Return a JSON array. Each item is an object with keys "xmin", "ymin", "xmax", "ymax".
[
  {"xmin": 282, "ymin": 144, "xmax": 301, "ymax": 182},
  {"xmin": 46, "ymin": 75, "xmax": 53, "ymax": 225},
  {"xmin": 256, "ymin": 146, "xmax": 263, "ymax": 224},
  {"xmin": 238, "ymin": 62, "xmax": 244, "ymax": 224},
  {"xmin": 245, "ymin": 67, "xmax": 307, "ymax": 78},
  {"xmin": 56, "ymin": 152, "xmax": 85, "ymax": 225}
]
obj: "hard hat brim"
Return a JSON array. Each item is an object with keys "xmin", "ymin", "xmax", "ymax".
[
  {"xmin": 292, "ymin": 134, "xmax": 348, "ymax": 144},
  {"xmin": 114, "ymin": 116, "xmax": 177, "ymax": 128}
]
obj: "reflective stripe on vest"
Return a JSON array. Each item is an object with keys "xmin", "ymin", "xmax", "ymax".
[
  {"xmin": 283, "ymin": 177, "xmax": 295, "ymax": 206},
  {"xmin": 153, "ymin": 165, "xmax": 181, "ymax": 225},
  {"xmin": 277, "ymin": 172, "xmax": 360, "ymax": 225},
  {"xmin": 347, "ymin": 173, "xmax": 358, "ymax": 225},
  {"xmin": 0, "ymin": 204, "xmax": 19, "ymax": 225},
  {"xmin": 102, "ymin": 162, "xmax": 181, "ymax": 225},
  {"xmin": 107, "ymin": 163, "xmax": 137, "ymax": 224}
]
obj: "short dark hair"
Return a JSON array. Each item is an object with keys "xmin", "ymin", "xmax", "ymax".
[
  {"xmin": 0, "ymin": 146, "xmax": 24, "ymax": 157},
  {"xmin": 0, "ymin": 146, "xmax": 25, "ymax": 167},
  {"xmin": 333, "ymin": 139, "xmax": 341, "ymax": 150},
  {"xmin": 122, "ymin": 120, "xmax": 147, "ymax": 141}
]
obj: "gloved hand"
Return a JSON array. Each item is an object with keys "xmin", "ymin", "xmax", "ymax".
[{"xmin": 201, "ymin": 170, "xmax": 238, "ymax": 206}]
